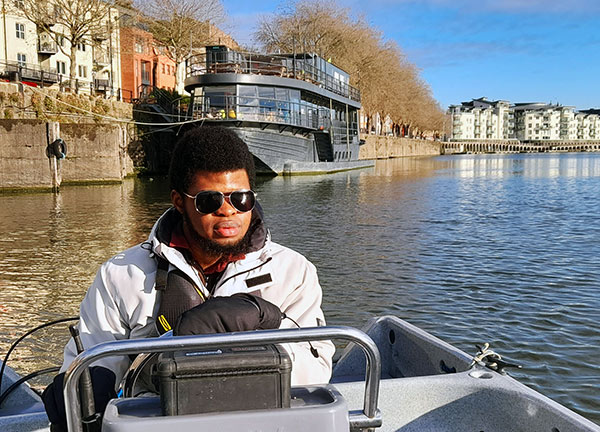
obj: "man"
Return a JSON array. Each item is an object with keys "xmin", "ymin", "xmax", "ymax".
[{"xmin": 42, "ymin": 126, "xmax": 334, "ymax": 429}]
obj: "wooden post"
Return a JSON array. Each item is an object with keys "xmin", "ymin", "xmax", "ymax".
[{"xmin": 47, "ymin": 121, "xmax": 61, "ymax": 192}]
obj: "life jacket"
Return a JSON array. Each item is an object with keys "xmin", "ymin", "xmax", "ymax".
[{"xmin": 154, "ymin": 255, "xmax": 205, "ymax": 335}]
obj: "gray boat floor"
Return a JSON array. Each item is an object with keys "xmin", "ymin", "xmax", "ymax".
[{"xmin": 335, "ymin": 371, "xmax": 600, "ymax": 432}]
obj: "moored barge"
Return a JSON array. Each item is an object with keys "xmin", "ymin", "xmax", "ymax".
[{"xmin": 183, "ymin": 45, "xmax": 373, "ymax": 175}]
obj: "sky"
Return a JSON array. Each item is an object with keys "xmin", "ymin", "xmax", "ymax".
[{"xmin": 221, "ymin": 0, "xmax": 600, "ymax": 111}]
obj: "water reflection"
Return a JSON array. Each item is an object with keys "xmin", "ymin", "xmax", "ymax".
[
  {"xmin": 439, "ymin": 153, "xmax": 600, "ymax": 179},
  {"xmin": 0, "ymin": 153, "xmax": 599, "ymax": 425}
]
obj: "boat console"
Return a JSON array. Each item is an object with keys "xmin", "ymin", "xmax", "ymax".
[{"xmin": 63, "ymin": 327, "xmax": 383, "ymax": 432}]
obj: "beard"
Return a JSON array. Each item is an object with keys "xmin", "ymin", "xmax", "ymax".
[{"xmin": 182, "ymin": 209, "xmax": 251, "ymax": 257}]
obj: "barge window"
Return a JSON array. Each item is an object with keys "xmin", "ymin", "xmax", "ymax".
[
  {"xmin": 290, "ymin": 90, "xmax": 300, "ymax": 125},
  {"xmin": 275, "ymin": 88, "xmax": 290, "ymax": 122},
  {"xmin": 204, "ymin": 86, "xmax": 236, "ymax": 118},
  {"xmin": 238, "ymin": 85, "xmax": 258, "ymax": 120},
  {"xmin": 258, "ymin": 87, "xmax": 276, "ymax": 117}
]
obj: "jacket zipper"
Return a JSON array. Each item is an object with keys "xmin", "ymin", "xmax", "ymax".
[{"xmin": 209, "ymin": 256, "xmax": 273, "ymax": 299}]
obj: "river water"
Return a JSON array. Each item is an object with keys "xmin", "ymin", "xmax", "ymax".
[{"xmin": 1, "ymin": 153, "xmax": 599, "ymax": 424}]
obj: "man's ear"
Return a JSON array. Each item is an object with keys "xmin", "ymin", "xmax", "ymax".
[{"xmin": 171, "ymin": 190, "xmax": 184, "ymax": 214}]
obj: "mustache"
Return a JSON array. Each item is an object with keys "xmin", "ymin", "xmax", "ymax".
[{"xmin": 182, "ymin": 210, "xmax": 251, "ymax": 257}]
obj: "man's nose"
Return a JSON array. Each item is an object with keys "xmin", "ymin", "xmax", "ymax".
[{"xmin": 214, "ymin": 197, "xmax": 236, "ymax": 216}]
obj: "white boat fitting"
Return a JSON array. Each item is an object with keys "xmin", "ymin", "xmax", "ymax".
[{"xmin": 1, "ymin": 315, "xmax": 599, "ymax": 431}]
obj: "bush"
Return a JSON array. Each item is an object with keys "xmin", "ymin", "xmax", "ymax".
[
  {"xmin": 9, "ymin": 92, "xmax": 21, "ymax": 104},
  {"xmin": 44, "ymin": 96, "xmax": 55, "ymax": 111}
]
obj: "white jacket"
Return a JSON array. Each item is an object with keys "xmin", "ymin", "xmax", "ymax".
[{"xmin": 61, "ymin": 209, "xmax": 334, "ymax": 387}]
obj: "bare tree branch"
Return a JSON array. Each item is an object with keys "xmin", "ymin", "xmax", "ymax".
[
  {"xmin": 11, "ymin": 0, "xmax": 116, "ymax": 89},
  {"xmin": 134, "ymin": 0, "xmax": 226, "ymax": 89},
  {"xmin": 255, "ymin": 0, "xmax": 446, "ymax": 135}
]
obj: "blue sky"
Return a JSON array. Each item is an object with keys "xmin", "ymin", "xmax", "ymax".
[{"xmin": 221, "ymin": 0, "xmax": 600, "ymax": 111}]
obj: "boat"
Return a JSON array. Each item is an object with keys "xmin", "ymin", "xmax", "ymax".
[
  {"xmin": 1, "ymin": 315, "xmax": 599, "ymax": 431},
  {"xmin": 182, "ymin": 45, "xmax": 374, "ymax": 175}
]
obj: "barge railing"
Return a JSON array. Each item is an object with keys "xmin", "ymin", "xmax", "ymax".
[{"xmin": 186, "ymin": 49, "xmax": 361, "ymax": 103}]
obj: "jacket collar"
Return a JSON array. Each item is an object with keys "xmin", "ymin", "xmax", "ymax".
[
  {"xmin": 151, "ymin": 204, "xmax": 268, "ymax": 253},
  {"xmin": 147, "ymin": 205, "xmax": 270, "ymax": 282}
]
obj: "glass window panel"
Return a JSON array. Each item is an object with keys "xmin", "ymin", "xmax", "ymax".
[
  {"xmin": 203, "ymin": 86, "xmax": 236, "ymax": 118},
  {"xmin": 258, "ymin": 87, "xmax": 276, "ymax": 117},
  {"xmin": 237, "ymin": 85, "xmax": 258, "ymax": 120},
  {"xmin": 257, "ymin": 87, "xmax": 275, "ymax": 99},
  {"xmin": 238, "ymin": 85, "xmax": 256, "ymax": 97}
]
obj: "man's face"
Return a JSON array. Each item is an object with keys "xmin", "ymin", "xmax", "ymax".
[{"xmin": 172, "ymin": 169, "xmax": 253, "ymax": 256}]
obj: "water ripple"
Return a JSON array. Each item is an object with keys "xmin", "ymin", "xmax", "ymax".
[{"xmin": 0, "ymin": 154, "xmax": 599, "ymax": 424}]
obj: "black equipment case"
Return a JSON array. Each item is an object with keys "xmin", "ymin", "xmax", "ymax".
[{"xmin": 154, "ymin": 344, "xmax": 292, "ymax": 416}]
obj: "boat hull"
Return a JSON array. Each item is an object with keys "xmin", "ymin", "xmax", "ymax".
[{"xmin": 196, "ymin": 121, "xmax": 372, "ymax": 175}]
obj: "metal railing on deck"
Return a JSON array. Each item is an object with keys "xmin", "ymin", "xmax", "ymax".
[
  {"xmin": 187, "ymin": 94, "xmax": 335, "ymax": 130},
  {"xmin": 186, "ymin": 50, "xmax": 361, "ymax": 103}
]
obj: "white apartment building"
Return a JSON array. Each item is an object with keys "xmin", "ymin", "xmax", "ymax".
[
  {"xmin": 451, "ymin": 98, "xmax": 600, "ymax": 142},
  {"xmin": 0, "ymin": 4, "xmax": 122, "ymax": 97},
  {"xmin": 583, "ymin": 112, "xmax": 600, "ymax": 139},
  {"xmin": 513, "ymin": 103, "xmax": 563, "ymax": 141},
  {"xmin": 449, "ymin": 98, "xmax": 513, "ymax": 140}
]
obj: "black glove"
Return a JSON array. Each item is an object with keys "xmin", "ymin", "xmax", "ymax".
[
  {"xmin": 174, "ymin": 293, "xmax": 283, "ymax": 335},
  {"xmin": 41, "ymin": 366, "xmax": 117, "ymax": 432}
]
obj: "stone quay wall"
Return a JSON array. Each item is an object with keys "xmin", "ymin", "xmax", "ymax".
[
  {"xmin": 359, "ymin": 135, "xmax": 442, "ymax": 159},
  {"xmin": 0, "ymin": 119, "xmax": 135, "ymax": 192}
]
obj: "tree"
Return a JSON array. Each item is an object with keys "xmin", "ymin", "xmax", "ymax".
[
  {"xmin": 13, "ymin": 0, "xmax": 116, "ymax": 90},
  {"xmin": 256, "ymin": 0, "xmax": 447, "ymax": 136},
  {"xmin": 134, "ymin": 0, "xmax": 226, "ymax": 90}
]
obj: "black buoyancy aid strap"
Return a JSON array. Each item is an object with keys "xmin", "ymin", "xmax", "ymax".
[
  {"xmin": 155, "ymin": 255, "xmax": 206, "ymax": 335},
  {"xmin": 155, "ymin": 255, "xmax": 170, "ymax": 291}
]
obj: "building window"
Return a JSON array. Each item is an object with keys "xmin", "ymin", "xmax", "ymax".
[
  {"xmin": 134, "ymin": 42, "xmax": 143, "ymax": 53},
  {"xmin": 78, "ymin": 42, "xmax": 86, "ymax": 52},
  {"xmin": 17, "ymin": 53, "xmax": 26, "ymax": 67},
  {"xmin": 78, "ymin": 65, "xmax": 87, "ymax": 78},
  {"xmin": 57, "ymin": 61, "xmax": 66, "ymax": 75},
  {"xmin": 14, "ymin": 0, "xmax": 25, "ymax": 8},
  {"xmin": 162, "ymin": 64, "xmax": 165, "ymax": 74},
  {"xmin": 57, "ymin": 35, "xmax": 65, "ymax": 47},
  {"xmin": 15, "ymin": 23, "xmax": 25, "ymax": 39}
]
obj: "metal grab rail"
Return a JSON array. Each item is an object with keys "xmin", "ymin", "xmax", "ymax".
[{"xmin": 64, "ymin": 326, "xmax": 382, "ymax": 432}]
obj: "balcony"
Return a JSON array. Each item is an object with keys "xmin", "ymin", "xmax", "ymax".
[
  {"xmin": 94, "ymin": 53, "xmax": 111, "ymax": 68},
  {"xmin": 38, "ymin": 38, "xmax": 58, "ymax": 55},
  {"xmin": 94, "ymin": 78, "xmax": 110, "ymax": 91},
  {"xmin": 1, "ymin": 60, "xmax": 59, "ymax": 84},
  {"xmin": 93, "ymin": 33, "xmax": 109, "ymax": 42}
]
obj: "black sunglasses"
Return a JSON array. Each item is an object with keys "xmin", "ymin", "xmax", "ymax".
[{"xmin": 182, "ymin": 189, "xmax": 257, "ymax": 214}]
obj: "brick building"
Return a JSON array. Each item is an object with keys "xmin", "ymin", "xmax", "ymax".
[{"xmin": 120, "ymin": 25, "xmax": 176, "ymax": 101}]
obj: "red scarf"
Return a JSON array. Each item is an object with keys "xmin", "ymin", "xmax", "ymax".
[{"xmin": 169, "ymin": 223, "xmax": 245, "ymax": 274}]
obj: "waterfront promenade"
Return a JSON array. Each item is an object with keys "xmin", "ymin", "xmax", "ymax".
[{"xmin": 444, "ymin": 140, "xmax": 600, "ymax": 154}]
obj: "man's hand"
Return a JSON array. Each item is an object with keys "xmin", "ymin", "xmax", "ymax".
[
  {"xmin": 174, "ymin": 293, "xmax": 283, "ymax": 335},
  {"xmin": 41, "ymin": 366, "xmax": 117, "ymax": 432}
]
